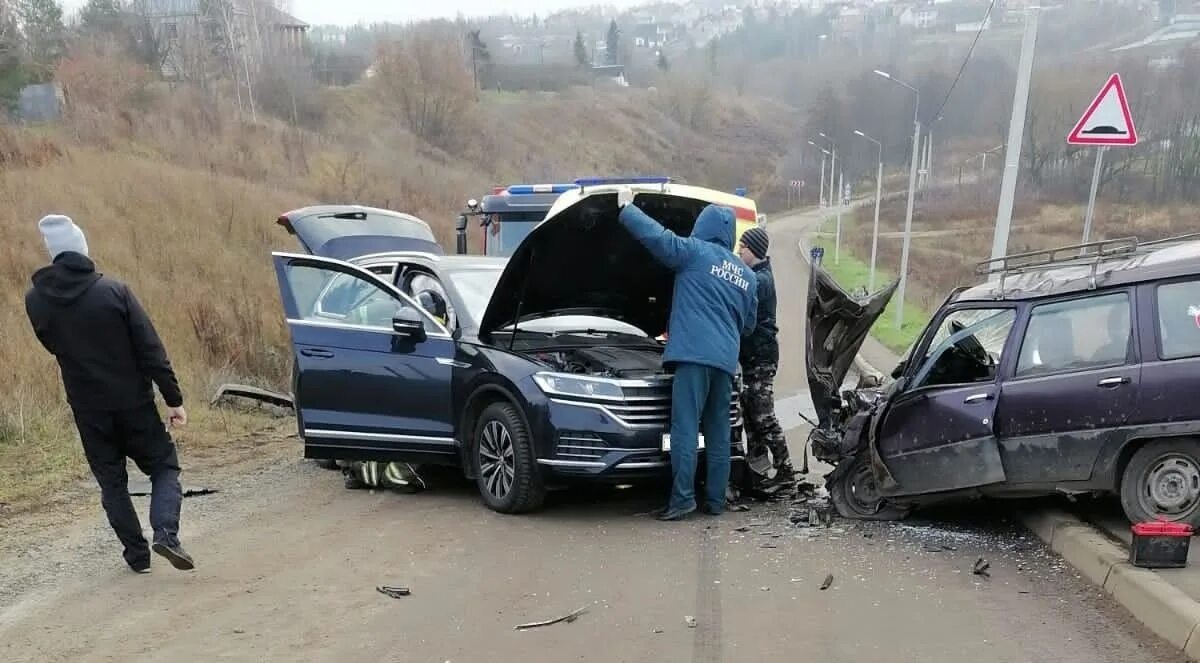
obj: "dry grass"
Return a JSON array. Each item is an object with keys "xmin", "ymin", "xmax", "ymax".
[
  {"xmin": 0, "ymin": 49, "xmax": 793, "ymax": 511},
  {"xmin": 0, "ymin": 148, "xmax": 309, "ymax": 508}
]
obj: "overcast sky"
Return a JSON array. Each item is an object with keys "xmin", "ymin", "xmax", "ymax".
[{"xmin": 60, "ymin": 1, "xmax": 646, "ymax": 26}]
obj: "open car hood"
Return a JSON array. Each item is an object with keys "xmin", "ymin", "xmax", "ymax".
[
  {"xmin": 277, "ymin": 205, "xmax": 444, "ymax": 260},
  {"xmin": 479, "ymin": 191, "xmax": 712, "ymax": 338},
  {"xmin": 806, "ymin": 264, "xmax": 898, "ymax": 427}
]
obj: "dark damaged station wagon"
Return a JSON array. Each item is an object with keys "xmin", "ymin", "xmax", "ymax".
[{"xmin": 809, "ymin": 234, "xmax": 1200, "ymax": 526}]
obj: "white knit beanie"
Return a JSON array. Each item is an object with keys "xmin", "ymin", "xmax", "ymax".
[{"xmin": 38, "ymin": 214, "xmax": 88, "ymax": 260}]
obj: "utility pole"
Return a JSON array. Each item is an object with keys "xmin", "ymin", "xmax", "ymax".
[
  {"xmin": 990, "ymin": 7, "xmax": 1040, "ymax": 272},
  {"xmin": 875, "ymin": 69, "xmax": 921, "ymax": 328}
]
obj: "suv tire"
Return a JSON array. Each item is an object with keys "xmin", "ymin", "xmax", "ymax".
[
  {"xmin": 473, "ymin": 402, "xmax": 545, "ymax": 514},
  {"xmin": 1120, "ymin": 439, "xmax": 1200, "ymax": 527},
  {"xmin": 828, "ymin": 454, "xmax": 909, "ymax": 521}
]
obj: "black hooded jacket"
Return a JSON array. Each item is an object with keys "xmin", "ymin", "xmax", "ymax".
[
  {"xmin": 25, "ymin": 252, "xmax": 183, "ymax": 410},
  {"xmin": 740, "ymin": 258, "xmax": 779, "ymax": 366}
]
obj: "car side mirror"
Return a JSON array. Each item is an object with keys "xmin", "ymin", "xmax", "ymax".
[
  {"xmin": 891, "ymin": 359, "xmax": 907, "ymax": 379},
  {"xmin": 392, "ymin": 308, "xmax": 427, "ymax": 342}
]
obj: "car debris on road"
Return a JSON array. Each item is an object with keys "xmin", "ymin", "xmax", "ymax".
[
  {"xmin": 376, "ymin": 586, "xmax": 412, "ymax": 599},
  {"xmin": 514, "ymin": 605, "xmax": 589, "ymax": 631}
]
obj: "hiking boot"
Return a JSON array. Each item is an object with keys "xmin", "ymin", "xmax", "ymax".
[
  {"xmin": 764, "ymin": 463, "xmax": 796, "ymax": 490},
  {"xmin": 152, "ymin": 542, "xmax": 195, "ymax": 571}
]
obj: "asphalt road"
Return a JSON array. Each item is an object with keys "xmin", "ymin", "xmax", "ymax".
[{"xmin": 0, "ymin": 209, "xmax": 1184, "ymax": 663}]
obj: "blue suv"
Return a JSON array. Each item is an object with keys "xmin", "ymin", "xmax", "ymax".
[{"xmin": 272, "ymin": 193, "xmax": 744, "ymax": 513}]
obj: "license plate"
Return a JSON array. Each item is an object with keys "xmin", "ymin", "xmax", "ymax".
[{"xmin": 662, "ymin": 434, "xmax": 705, "ymax": 452}]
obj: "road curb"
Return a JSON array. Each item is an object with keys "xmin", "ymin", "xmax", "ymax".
[{"xmin": 1020, "ymin": 509, "xmax": 1200, "ymax": 658}]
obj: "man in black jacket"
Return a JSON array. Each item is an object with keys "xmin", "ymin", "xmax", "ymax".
[
  {"xmin": 736, "ymin": 227, "xmax": 793, "ymax": 489},
  {"xmin": 25, "ymin": 215, "xmax": 194, "ymax": 573}
]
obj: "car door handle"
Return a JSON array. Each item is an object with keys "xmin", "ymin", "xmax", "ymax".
[
  {"xmin": 300, "ymin": 348, "xmax": 334, "ymax": 359},
  {"xmin": 964, "ymin": 393, "xmax": 993, "ymax": 404},
  {"xmin": 1098, "ymin": 376, "xmax": 1131, "ymax": 388}
]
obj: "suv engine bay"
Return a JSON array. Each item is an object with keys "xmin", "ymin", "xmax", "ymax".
[{"xmin": 531, "ymin": 346, "xmax": 665, "ymax": 379}]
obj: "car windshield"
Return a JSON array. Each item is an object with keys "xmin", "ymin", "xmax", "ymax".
[
  {"xmin": 446, "ymin": 267, "xmax": 646, "ymax": 336},
  {"xmin": 484, "ymin": 212, "xmax": 543, "ymax": 257}
]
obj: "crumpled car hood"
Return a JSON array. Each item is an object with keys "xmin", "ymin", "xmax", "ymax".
[{"xmin": 805, "ymin": 264, "xmax": 898, "ymax": 427}]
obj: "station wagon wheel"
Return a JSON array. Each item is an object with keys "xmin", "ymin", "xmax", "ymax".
[
  {"xmin": 1121, "ymin": 440, "xmax": 1200, "ymax": 528},
  {"xmin": 828, "ymin": 454, "xmax": 909, "ymax": 522},
  {"xmin": 473, "ymin": 401, "xmax": 545, "ymax": 514}
]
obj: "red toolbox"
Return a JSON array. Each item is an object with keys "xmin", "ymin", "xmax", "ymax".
[{"xmin": 1130, "ymin": 520, "xmax": 1193, "ymax": 569}]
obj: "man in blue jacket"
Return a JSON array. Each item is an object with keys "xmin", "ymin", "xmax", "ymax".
[{"xmin": 616, "ymin": 189, "xmax": 758, "ymax": 520}]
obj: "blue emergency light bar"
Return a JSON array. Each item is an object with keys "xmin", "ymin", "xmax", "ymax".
[
  {"xmin": 573, "ymin": 176, "xmax": 672, "ymax": 187},
  {"xmin": 505, "ymin": 183, "xmax": 579, "ymax": 195}
]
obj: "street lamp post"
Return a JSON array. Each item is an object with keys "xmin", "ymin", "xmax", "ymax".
[
  {"xmin": 808, "ymin": 140, "xmax": 829, "ymax": 207},
  {"xmin": 819, "ymin": 132, "xmax": 837, "ymax": 215},
  {"xmin": 874, "ymin": 69, "xmax": 921, "ymax": 329},
  {"xmin": 854, "ymin": 129, "xmax": 884, "ymax": 292}
]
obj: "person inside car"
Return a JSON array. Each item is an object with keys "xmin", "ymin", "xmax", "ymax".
[{"xmin": 1091, "ymin": 302, "xmax": 1132, "ymax": 364}]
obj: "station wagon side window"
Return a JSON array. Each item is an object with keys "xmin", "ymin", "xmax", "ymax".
[
  {"xmin": 1157, "ymin": 279, "xmax": 1200, "ymax": 360},
  {"xmin": 1015, "ymin": 292, "xmax": 1132, "ymax": 378},
  {"xmin": 911, "ymin": 307, "xmax": 1015, "ymax": 390},
  {"xmin": 286, "ymin": 263, "xmax": 441, "ymax": 334}
]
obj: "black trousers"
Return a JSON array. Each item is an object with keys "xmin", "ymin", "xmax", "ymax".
[{"xmin": 72, "ymin": 402, "xmax": 182, "ymax": 568}]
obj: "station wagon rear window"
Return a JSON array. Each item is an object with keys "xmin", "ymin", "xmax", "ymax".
[{"xmin": 1157, "ymin": 280, "xmax": 1200, "ymax": 360}]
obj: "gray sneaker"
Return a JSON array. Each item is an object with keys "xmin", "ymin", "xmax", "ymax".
[{"xmin": 152, "ymin": 542, "xmax": 195, "ymax": 571}]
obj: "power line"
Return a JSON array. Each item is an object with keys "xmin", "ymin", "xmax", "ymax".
[{"xmin": 930, "ymin": 0, "xmax": 996, "ymax": 123}]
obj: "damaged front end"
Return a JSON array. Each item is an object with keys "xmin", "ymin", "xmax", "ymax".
[{"xmin": 804, "ymin": 263, "xmax": 897, "ymax": 468}]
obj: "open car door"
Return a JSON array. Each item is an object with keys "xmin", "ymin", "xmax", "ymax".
[
  {"xmin": 271, "ymin": 252, "xmax": 457, "ymax": 463},
  {"xmin": 871, "ymin": 306, "xmax": 1017, "ymax": 497}
]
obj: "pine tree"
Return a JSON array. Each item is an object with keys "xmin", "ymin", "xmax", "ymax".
[{"xmin": 573, "ymin": 29, "xmax": 589, "ymax": 69}]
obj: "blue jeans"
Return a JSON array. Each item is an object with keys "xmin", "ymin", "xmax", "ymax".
[{"xmin": 667, "ymin": 363, "xmax": 733, "ymax": 513}]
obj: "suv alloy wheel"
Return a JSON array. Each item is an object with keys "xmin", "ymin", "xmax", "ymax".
[{"xmin": 473, "ymin": 402, "xmax": 545, "ymax": 514}]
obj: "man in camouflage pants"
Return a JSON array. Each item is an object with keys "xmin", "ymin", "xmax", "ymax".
[{"xmin": 736, "ymin": 227, "xmax": 793, "ymax": 490}]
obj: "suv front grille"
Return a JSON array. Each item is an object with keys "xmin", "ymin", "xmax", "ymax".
[{"xmin": 599, "ymin": 377, "xmax": 743, "ymax": 430}]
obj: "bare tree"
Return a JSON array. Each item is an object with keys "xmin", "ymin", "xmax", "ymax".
[{"xmin": 372, "ymin": 23, "xmax": 475, "ymax": 149}]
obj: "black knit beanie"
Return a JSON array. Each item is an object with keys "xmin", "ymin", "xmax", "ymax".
[{"xmin": 741, "ymin": 226, "xmax": 769, "ymax": 259}]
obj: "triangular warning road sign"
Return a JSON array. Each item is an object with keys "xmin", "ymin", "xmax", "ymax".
[{"xmin": 1067, "ymin": 73, "xmax": 1138, "ymax": 147}]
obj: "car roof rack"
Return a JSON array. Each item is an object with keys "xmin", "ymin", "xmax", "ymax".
[{"xmin": 975, "ymin": 232, "xmax": 1200, "ymax": 297}]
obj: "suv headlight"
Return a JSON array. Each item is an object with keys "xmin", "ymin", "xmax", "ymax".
[{"xmin": 533, "ymin": 372, "xmax": 625, "ymax": 400}]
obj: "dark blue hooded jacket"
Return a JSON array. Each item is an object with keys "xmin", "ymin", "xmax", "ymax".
[{"xmin": 618, "ymin": 202, "xmax": 758, "ymax": 377}]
